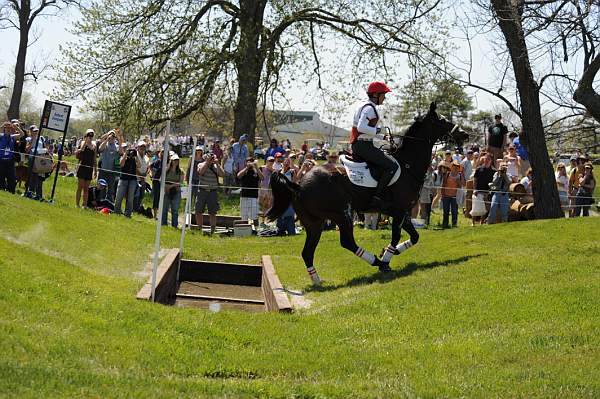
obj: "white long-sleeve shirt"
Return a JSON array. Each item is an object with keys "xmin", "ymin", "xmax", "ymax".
[{"xmin": 352, "ymin": 100, "xmax": 381, "ymax": 139}]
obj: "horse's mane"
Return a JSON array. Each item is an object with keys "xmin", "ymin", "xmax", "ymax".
[{"xmin": 404, "ymin": 119, "xmax": 423, "ymax": 137}]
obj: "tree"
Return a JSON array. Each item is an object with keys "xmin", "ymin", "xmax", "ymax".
[
  {"xmin": 396, "ymin": 68, "xmax": 473, "ymax": 126},
  {"xmin": 0, "ymin": 0, "xmax": 78, "ymax": 120},
  {"xmin": 57, "ymin": 0, "xmax": 446, "ymax": 143},
  {"xmin": 489, "ymin": 0, "xmax": 562, "ymax": 219}
]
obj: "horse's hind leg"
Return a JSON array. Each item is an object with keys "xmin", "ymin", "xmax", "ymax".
[
  {"xmin": 333, "ymin": 213, "xmax": 388, "ymax": 271},
  {"xmin": 302, "ymin": 221, "xmax": 324, "ymax": 285}
]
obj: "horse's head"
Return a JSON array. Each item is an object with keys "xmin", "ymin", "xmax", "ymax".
[{"xmin": 416, "ymin": 102, "xmax": 469, "ymax": 146}]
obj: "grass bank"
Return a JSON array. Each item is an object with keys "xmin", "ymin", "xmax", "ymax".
[{"xmin": 0, "ymin": 191, "xmax": 599, "ymax": 397}]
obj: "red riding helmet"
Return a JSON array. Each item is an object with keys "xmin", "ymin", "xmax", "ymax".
[{"xmin": 367, "ymin": 81, "xmax": 392, "ymax": 94}]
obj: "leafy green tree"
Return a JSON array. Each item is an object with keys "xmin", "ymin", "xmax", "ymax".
[
  {"xmin": 0, "ymin": 0, "xmax": 78, "ymax": 120},
  {"xmin": 57, "ymin": 0, "xmax": 445, "ymax": 143}
]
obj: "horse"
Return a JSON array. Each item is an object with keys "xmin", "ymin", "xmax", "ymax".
[{"xmin": 266, "ymin": 102, "xmax": 469, "ymax": 285}]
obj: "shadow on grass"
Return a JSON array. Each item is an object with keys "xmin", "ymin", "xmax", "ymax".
[{"xmin": 307, "ymin": 254, "xmax": 485, "ymax": 293}]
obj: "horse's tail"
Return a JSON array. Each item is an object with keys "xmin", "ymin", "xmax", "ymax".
[{"xmin": 266, "ymin": 172, "xmax": 300, "ymax": 221}]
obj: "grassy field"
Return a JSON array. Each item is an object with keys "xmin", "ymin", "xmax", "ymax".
[{"xmin": 1, "ymin": 187, "xmax": 600, "ymax": 397}]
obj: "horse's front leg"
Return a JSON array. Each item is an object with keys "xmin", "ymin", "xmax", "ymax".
[
  {"xmin": 395, "ymin": 215, "xmax": 419, "ymax": 254},
  {"xmin": 380, "ymin": 212, "xmax": 420, "ymax": 266}
]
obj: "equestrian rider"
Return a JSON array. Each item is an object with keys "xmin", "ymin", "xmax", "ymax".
[{"xmin": 350, "ymin": 81, "xmax": 398, "ymax": 209}]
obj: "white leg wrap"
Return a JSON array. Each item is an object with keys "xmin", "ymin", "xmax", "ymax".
[
  {"xmin": 395, "ymin": 240, "xmax": 413, "ymax": 254},
  {"xmin": 381, "ymin": 245, "xmax": 395, "ymax": 263},
  {"xmin": 307, "ymin": 267, "xmax": 321, "ymax": 285},
  {"xmin": 355, "ymin": 247, "xmax": 375, "ymax": 265}
]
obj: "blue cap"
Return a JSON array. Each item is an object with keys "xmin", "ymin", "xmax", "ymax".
[
  {"xmin": 97, "ymin": 179, "xmax": 108, "ymax": 186},
  {"xmin": 240, "ymin": 134, "xmax": 248, "ymax": 141}
]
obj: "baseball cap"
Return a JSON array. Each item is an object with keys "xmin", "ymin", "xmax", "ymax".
[
  {"xmin": 86, "ymin": 128, "xmax": 95, "ymax": 135},
  {"xmin": 267, "ymin": 156, "xmax": 275, "ymax": 161},
  {"xmin": 195, "ymin": 145, "xmax": 204, "ymax": 151},
  {"xmin": 240, "ymin": 134, "xmax": 248, "ymax": 141},
  {"xmin": 170, "ymin": 154, "xmax": 180, "ymax": 160},
  {"xmin": 137, "ymin": 140, "xmax": 146, "ymax": 147},
  {"xmin": 97, "ymin": 179, "xmax": 108, "ymax": 187},
  {"xmin": 275, "ymin": 152, "xmax": 283, "ymax": 158},
  {"xmin": 494, "ymin": 114, "xmax": 502, "ymax": 119},
  {"xmin": 29, "ymin": 125, "xmax": 39, "ymax": 132}
]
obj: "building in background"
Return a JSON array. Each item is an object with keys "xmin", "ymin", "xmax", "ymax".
[{"xmin": 266, "ymin": 111, "xmax": 349, "ymax": 146}]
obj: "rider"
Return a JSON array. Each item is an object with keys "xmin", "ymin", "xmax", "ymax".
[{"xmin": 350, "ymin": 81, "xmax": 398, "ymax": 209}]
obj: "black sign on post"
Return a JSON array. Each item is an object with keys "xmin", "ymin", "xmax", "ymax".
[{"xmin": 39, "ymin": 100, "xmax": 73, "ymax": 203}]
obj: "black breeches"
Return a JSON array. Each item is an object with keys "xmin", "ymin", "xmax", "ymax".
[{"xmin": 351, "ymin": 140, "xmax": 398, "ymax": 178}]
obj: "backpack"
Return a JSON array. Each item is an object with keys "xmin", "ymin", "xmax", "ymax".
[{"xmin": 33, "ymin": 153, "xmax": 54, "ymax": 174}]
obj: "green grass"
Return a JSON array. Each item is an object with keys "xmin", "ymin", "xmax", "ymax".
[{"xmin": 1, "ymin": 190, "xmax": 600, "ymax": 398}]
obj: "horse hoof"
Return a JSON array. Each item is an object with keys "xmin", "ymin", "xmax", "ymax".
[{"xmin": 379, "ymin": 264, "xmax": 392, "ymax": 273}]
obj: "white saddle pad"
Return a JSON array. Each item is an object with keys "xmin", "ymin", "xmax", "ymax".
[{"xmin": 339, "ymin": 155, "xmax": 401, "ymax": 188}]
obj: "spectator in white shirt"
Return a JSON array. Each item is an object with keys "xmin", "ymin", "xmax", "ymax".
[{"xmin": 555, "ymin": 163, "xmax": 569, "ymax": 210}]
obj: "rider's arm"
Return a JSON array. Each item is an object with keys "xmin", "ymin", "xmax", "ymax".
[{"xmin": 356, "ymin": 107, "xmax": 379, "ymax": 138}]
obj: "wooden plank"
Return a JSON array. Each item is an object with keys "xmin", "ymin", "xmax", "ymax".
[
  {"xmin": 175, "ymin": 293, "xmax": 265, "ymax": 304},
  {"xmin": 136, "ymin": 248, "xmax": 180, "ymax": 303},
  {"xmin": 261, "ymin": 255, "xmax": 293, "ymax": 313}
]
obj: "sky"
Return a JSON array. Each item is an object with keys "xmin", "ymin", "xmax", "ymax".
[{"xmin": 0, "ymin": 5, "xmax": 503, "ymax": 130}]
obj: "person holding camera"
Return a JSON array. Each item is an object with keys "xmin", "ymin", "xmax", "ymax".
[
  {"xmin": 162, "ymin": 154, "xmax": 184, "ymax": 227},
  {"xmin": 114, "ymin": 146, "xmax": 140, "ymax": 217},
  {"xmin": 97, "ymin": 130, "xmax": 121, "ymax": 201},
  {"xmin": 487, "ymin": 162, "xmax": 511, "ymax": 224},
  {"xmin": 196, "ymin": 152, "xmax": 224, "ymax": 234},
  {"xmin": 75, "ymin": 129, "xmax": 98, "ymax": 207},
  {"xmin": 237, "ymin": 157, "xmax": 263, "ymax": 227}
]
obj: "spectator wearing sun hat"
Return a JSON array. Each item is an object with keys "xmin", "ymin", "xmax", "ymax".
[{"xmin": 441, "ymin": 159, "xmax": 466, "ymax": 228}]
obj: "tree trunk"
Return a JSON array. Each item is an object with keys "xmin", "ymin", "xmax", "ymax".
[
  {"xmin": 232, "ymin": 0, "xmax": 267, "ymax": 144},
  {"xmin": 573, "ymin": 54, "xmax": 600, "ymax": 123},
  {"xmin": 7, "ymin": 1, "xmax": 31, "ymax": 120},
  {"xmin": 491, "ymin": 0, "xmax": 563, "ymax": 219}
]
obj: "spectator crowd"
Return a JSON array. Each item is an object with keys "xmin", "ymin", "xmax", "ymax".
[{"xmin": 0, "ymin": 115, "xmax": 597, "ymax": 237}]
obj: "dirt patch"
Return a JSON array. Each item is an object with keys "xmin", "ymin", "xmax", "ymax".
[{"xmin": 285, "ymin": 288, "xmax": 312, "ymax": 310}]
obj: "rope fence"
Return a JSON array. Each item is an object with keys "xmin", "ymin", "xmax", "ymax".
[{"xmin": 9, "ymin": 149, "xmax": 600, "ymax": 202}]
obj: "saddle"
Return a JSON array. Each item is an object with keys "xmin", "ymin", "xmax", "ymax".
[{"xmin": 339, "ymin": 153, "xmax": 401, "ymax": 188}]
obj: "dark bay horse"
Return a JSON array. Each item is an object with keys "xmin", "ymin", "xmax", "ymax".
[{"xmin": 267, "ymin": 103, "xmax": 469, "ymax": 284}]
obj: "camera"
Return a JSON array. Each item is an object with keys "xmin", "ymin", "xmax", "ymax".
[{"xmin": 127, "ymin": 149, "xmax": 136, "ymax": 158}]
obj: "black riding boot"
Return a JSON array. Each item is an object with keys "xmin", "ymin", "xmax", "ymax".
[{"xmin": 369, "ymin": 169, "xmax": 395, "ymax": 210}]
